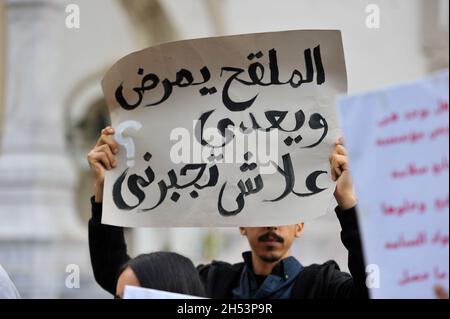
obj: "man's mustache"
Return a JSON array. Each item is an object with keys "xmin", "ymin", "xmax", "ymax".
[{"xmin": 258, "ymin": 231, "xmax": 284, "ymax": 243}]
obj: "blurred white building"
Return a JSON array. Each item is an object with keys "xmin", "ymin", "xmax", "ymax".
[{"xmin": 0, "ymin": 0, "xmax": 448, "ymax": 298}]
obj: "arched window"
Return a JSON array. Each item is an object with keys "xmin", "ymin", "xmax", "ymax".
[{"xmin": 68, "ymin": 98, "xmax": 110, "ymax": 223}]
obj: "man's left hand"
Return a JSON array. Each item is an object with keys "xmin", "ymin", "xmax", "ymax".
[{"xmin": 329, "ymin": 137, "xmax": 357, "ymax": 210}]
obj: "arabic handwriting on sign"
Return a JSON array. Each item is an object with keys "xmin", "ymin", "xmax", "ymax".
[
  {"xmin": 194, "ymin": 109, "xmax": 328, "ymax": 150},
  {"xmin": 220, "ymin": 46, "xmax": 325, "ymax": 111},
  {"xmin": 216, "ymin": 153, "xmax": 327, "ymax": 217},
  {"xmin": 114, "ymin": 46, "xmax": 326, "ymax": 111},
  {"xmin": 112, "ymin": 151, "xmax": 328, "ymax": 217},
  {"xmin": 115, "ymin": 66, "xmax": 213, "ymax": 110},
  {"xmin": 381, "ymin": 200, "xmax": 427, "ymax": 217},
  {"xmin": 398, "ymin": 270, "xmax": 430, "ymax": 286},
  {"xmin": 398, "ymin": 266, "xmax": 448, "ymax": 287},
  {"xmin": 112, "ymin": 152, "xmax": 219, "ymax": 211},
  {"xmin": 217, "ymin": 152, "xmax": 263, "ymax": 217},
  {"xmin": 110, "ymin": 43, "xmax": 330, "ymax": 217},
  {"xmin": 384, "ymin": 232, "xmax": 427, "ymax": 250}
]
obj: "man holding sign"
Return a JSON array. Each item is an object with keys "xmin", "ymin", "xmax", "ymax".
[
  {"xmin": 88, "ymin": 129, "xmax": 367, "ymax": 298},
  {"xmin": 88, "ymin": 30, "xmax": 368, "ymax": 298}
]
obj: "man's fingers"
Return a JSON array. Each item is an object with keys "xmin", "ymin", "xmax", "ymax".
[
  {"xmin": 332, "ymin": 154, "xmax": 349, "ymax": 169},
  {"xmin": 96, "ymin": 126, "xmax": 117, "ymax": 151},
  {"xmin": 96, "ymin": 134, "xmax": 119, "ymax": 154},
  {"xmin": 99, "ymin": 144, "xmax": 117, "ymax": 167},
  {"xmin": 330, "ymin": 153, "xmax": 348, "ymax": 178},
  {"xmin": 91, "ymin": 151, "xmax": 113, "ymax": 170},
  {"xmin": 330, "ymin": 167, "xmax": 337, "ymax": 181},
  {"xmin": 336, "ymin": 137, "xmax": 345, "ymax": 145},
  {"xmin": 335, "ymin": 144, "xmax": 348, "ymax": 156},
  {"xmin": 334, "ymin": 161, "xmax": 342, "ymax": 176},
  {"xmin": 101, "ymin": 126, "xmax": 115, "ymax": 135},
  {"xmin": 329, "ymin": 154, "xmax": 340, "ymax": 181},
  {"xmin": 97, "ymin": 152, "xmax": 112, "ymax": 170},
  {"xmin": 330, "ymin": 142, "xmax": 348, "ymax": 175}
]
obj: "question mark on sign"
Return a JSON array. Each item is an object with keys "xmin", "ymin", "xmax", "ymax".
[{"xmin": 115, "ymin": 120, "xmax": 142, "ymax": 168}]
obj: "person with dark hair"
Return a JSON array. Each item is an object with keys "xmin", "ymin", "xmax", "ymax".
[
  {"xmin": 115, "ymin": 252, "xmax": 206, "ymax": 299},
  {"xmin": 88, "ymin": 127, "xmax": 368, "ymax": 299}
]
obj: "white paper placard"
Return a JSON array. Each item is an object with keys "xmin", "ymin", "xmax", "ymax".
[
  {"xmin": 338, "ymin": 71, "xmax": 449, "ymax": 298},
  {"xmin": 101, "ymin": 30, "xmax": 347, "ymax": 227}
]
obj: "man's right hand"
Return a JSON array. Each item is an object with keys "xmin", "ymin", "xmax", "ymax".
[{"xmin": 87, "ymin": 126, "xmax": 119, "ymax": 203}]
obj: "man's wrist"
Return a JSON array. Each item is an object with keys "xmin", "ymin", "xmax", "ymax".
[
  {"xmin": 94, "ymin": 182, "xmax": 103, "ymax": 203},
  {"xmin": 335, "ymin": 192, "xmax": 357, "ymax": 210}
]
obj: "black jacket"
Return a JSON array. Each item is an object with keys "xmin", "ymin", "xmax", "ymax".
[{"xmin": 88, "ymin": 197, "xmax": 369, "ymax": 298}]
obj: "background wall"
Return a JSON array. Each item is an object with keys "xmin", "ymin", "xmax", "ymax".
[{"xmin": 0, "ymin": 0, "xmax": 447, "ymax": 298}]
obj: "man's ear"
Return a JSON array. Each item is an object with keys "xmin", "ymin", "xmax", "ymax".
[
  {"xmin": 294, "ymin": 223, "xmax": 304, "ymax": 238},
  {"xmin": 239, "ymin": 227, "xmax": 247, "ymax": 236}
]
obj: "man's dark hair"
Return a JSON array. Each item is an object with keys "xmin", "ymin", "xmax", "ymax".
[{"xmin": 119, "ymin": 251, "xmax": 206, "ymax": 297}]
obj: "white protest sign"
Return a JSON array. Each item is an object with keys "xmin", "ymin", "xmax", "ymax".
[
  {"xmin": 338, "ymin": 71, "xmax": 449, "ymax": 298},
  {"xmin": 123, "ymin": 285, "xmax": 205, "ymax": 299},
  {"xmin": 101, "ymin": 30, "xmax": 347, "ymax": 227}
]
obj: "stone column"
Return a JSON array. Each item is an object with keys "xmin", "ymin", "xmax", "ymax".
[
  {"xmin": 0, "ymin": 2, "xmax": 5, "ymax": 138},
  {"xmin": 0, "ymin": 0, "xmax": 85, "ymax": 298},
  {"xmin": 422, "ymin": 0, "xmax": 449, "ymax": 72}
]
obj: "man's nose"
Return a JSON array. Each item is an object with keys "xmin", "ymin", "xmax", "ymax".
[{"xmin": 265, "ymin": 226, "xmax": 278, "ymax": 231}]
